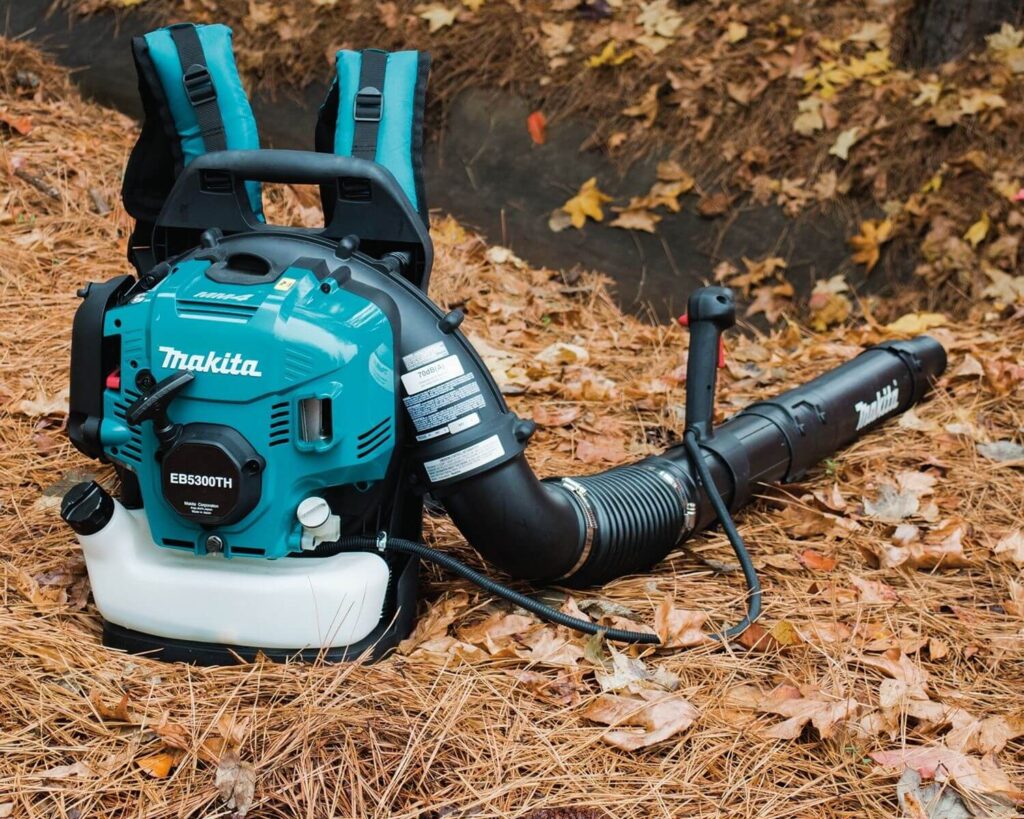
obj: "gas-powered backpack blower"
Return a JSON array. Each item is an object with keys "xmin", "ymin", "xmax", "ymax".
[{"xmin": 60, "ymin": 24, "xmax": 946, "ymax": 663}]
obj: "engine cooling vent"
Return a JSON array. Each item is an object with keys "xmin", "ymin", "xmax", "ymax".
[
  {"xmin": 110, "ymin": 388, "xmax": 144, "ymax": 464},
  {"xmin": 356, "ymin": 418, "xmax": 392, "ymax": 459},
  {"xmin": 176, "ymin": 299, "xmax": 259, "ymax": 322},
  {"xmin": 269, "ymin": 402, "xmax": 290, "ymax": 447}
]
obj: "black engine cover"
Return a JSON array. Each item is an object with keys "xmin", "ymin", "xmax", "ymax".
[{"xmin": 160, "ymin": 424, "xmax": 263, "ymax": 526}]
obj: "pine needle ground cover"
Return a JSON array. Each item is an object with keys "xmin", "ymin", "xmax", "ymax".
[{"xmin": 1, "ymin": 38, "xmax": 1023, "ymax": 818}]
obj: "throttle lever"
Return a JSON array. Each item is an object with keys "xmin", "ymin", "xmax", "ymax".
[
  {"xmin": 126, "ymin": 371, "xmax": 195, "ymax": 448},
  {"xmin": 681, "ymin": 286, "xmax": 736, "ymax": 440}
]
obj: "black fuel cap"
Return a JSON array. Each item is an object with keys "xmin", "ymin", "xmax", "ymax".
[{"xmin": 61, "ymin": 481, "xmax": 114, "ymax": 536}]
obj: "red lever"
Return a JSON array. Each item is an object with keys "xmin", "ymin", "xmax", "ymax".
[
  {"xmin": 105, "ymin": 368, "xmax": 121, "ymax": 390},
  {"xmin": 678, "ymin": 314, "xmax": 726, "ymax": 368}
]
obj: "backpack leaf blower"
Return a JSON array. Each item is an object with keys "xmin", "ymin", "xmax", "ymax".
[{"xmin": 60, "ymin": 24, "xmax": 947, "ymax": 664}]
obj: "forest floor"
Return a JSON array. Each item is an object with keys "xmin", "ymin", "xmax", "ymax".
[
  {"xmin": 60, "ymin": 0, "xmax": 1024, "ymax": 317},
  {"xmin": 1, "ymin": 34, "xmax": 1024, "ymax": 819}
]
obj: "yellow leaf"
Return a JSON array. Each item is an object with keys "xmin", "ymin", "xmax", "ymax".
[
  {"xmin": 586, "ymin": 41, "xmax": 634, "ymax": 68},
  {"xmin": 913, "ymin": 81, "xmax": 943, "ymax": 107},
  {"xmin": 462, "ymin": 0, "xmax": 485, "ymax": 9},
  {"xmin": 415, "ymin": 4, "xmax": 457, "ymax": 32},
  {"xmin": 560, "ymin": 177, "xmax": 614, "ymax": 229},
  {"xmin": 964, "ymin": 212, "xmax": 991, "ymax": 247},
  {"xmin": 828, "ymin": 127, "xmax": 861, "ymax": 161},
  {"xmin": 136, "ymin": 751, "xmax": 184, "ymax": 778},
  {"xmin": 849, "ymin": 218, "xmax": 893, "ymax": 272},
  {"xmin": 884, "ymin": 312, "xmax": 947, "ymax": 336},
  {"xmin": 726, "ymin": 21, "xmax": 748, "ymax": 43}
]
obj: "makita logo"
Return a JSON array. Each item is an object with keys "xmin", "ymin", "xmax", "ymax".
[
  {"xmin": 194, "ymin": 290, "xmax": 254, "ymax": 303},
  {"xmin": 169, "ymin": 472, "xmax": 233, "ymax": 489},
  {"xmin": 159, "ymin": 346, "xmax": 263, "ymax": 377},
  {"xmin": 854, "ymin": 380, "xmax": 899, "ymax": 430}
]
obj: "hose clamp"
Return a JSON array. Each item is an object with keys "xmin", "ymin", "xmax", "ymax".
[
  {"xmin": 643, "ymin": 461, "xmax": 697, "ymax": 541},
  {"xmin": 375, "ymin": 530, "xmax": 388, "ymax": 553},
  {"xmin": 557, "ymin": 478, "xmax": 597, "ymax": 580}
]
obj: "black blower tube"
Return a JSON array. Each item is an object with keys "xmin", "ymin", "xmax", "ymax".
[{"xmin": 411, "ymin": 287, "xmax": 947, "ymax": 588}]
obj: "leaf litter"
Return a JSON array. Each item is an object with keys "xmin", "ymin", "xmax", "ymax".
[{"xmin": 0, "ymin": 35, "xmax": 1022, "ymax": 819}]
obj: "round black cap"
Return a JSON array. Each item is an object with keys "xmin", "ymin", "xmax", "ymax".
[{"xmin": 61, "ymin": 481, "xmax": 114, "ymax": 536}]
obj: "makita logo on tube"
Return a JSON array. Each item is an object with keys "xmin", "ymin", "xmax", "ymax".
[
  {"xmin": 854, "ymin": 380, "xmax": 899, "ymax": 430},
  {"xmin": 159, "ymin": 346, "xmax": 263, "ymax": 377}
]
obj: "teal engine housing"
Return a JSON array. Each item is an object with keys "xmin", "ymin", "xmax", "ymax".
[{"xmin": 97, "ymin": 244, "xmax": 397, "ymax": 559}]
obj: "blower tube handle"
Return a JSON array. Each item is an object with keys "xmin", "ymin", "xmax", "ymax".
[{"xmin": 683, "ymin": 287, "xmax": 736, "ymax": 440}]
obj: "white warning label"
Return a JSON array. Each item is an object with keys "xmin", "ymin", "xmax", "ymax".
[
  {"xmin": 401, "ymin": 354, "xmax": 464, "ymax": 396},
  {"xmin": 423, "ymin": 435, "xmax": 505, "ymax": 483},
  {"xmin": 402, "ymin": 340, "xmax": 448, "ymax": 371}
]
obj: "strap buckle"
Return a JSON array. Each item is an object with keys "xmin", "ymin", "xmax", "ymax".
[
  {"xmin": 354, "ymin": 86, "xmax": 383, "ymax": 122},
  {"xmin": 183, "ymin": 64, "xmax": 217, "ymax": 106}
]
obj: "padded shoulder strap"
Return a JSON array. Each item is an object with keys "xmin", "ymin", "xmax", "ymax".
[
  {"xmin": 316, "ymin": 49, "xmax": 430, "ymax": 226},
  {"xmin": 122, "ymin": 22, "xmax": 261, "ymax": 275}
]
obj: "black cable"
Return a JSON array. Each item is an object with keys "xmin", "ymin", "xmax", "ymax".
[
  {"xmin": 682, "ymin": 428, "xmax": 762, "ymax": 640},
  {"xmin": 320, "ymin": 535, "xmax": 660, "ymax": 645}
]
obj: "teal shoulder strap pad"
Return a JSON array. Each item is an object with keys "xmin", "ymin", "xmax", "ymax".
[
  {"xmin": 123, "ymin": 22, "xmax": 262, "ymax": 273},
  {"xmin": 316, "ymin": 49, "xmax": 430, "ymax": 225}
]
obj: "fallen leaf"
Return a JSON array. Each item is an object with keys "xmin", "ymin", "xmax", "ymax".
[
  {"xmin": 992, "ymin": 530, "xmax": 1024, "ymax": 566},
  {"xmin": 610, "ymin": 208, "xmax": 661, "ymax": 233},
  {"xmin": 582, "ymin": 690, "xmax": 698, "ymax": 750},
  {"xmin": 725, "ymin": 21, "xmax": 748, "ymax": 43},
  {"xmin": 799, "ymin": 549, "xmax": 837, "ymax": 572},
  {"xmin": 532, "ymin": 405, "xmax": 580, "ymax": 427},
  {"xmin": 560, "ymin": 177, "xmax": 614, "ymax": 228},
  {"xmin": 34, "ymin": 761, "xmax": 94, "ymax": 779},
  {"xmin": 0, "ymin": 110, "xmax": 33, "ymax": 135},
  {"xmin": 850, "ymin": 574, "xmax": 899, "ymax": 604},
  {"xmin": 897, "ymin": 768, "xmax": 972, "ymax": 819},
  {"xmin": 136, "ymin": 751, "xmax": 184, "ymax": 778},
  {"xmin": 977, "ymin": 440, "xmax": 1024, "ymax": 464},
  {"xmin": 537, "ymin": 341, "xmax": 589, "ymax": 365},
  {"xmin": 855, "ymin": 648, "xmax": 929, "ymax": 699},
  {"xmin": 622, "ymin": 83, "xmax": 660, "ymax": 128},
  {"xmin": 512, "ymin": 669, "xmax": 585, "ymax": 706},
  {"xmin": 459, "ymin": 612, "xmax": 535, "ymax": 654},
  {"xmin": 964, "ymin": 213, "xmax": 991, "ymax": 248},
  {"xmin": 17, "ymin": 388, "xmax": 69, "ymax": 418},
  {"xmin": 215, "ymin": 750, "xmax": 257, "ymax": 817},
  {"xmin": 828, "ymin": 127, "xmax": 861, "ymax": 161},
  {"xmin": 398, "ymin": 590, "xmax": 468, "ymax": 653},
  {"xmin": 697, "ymin": 192, "xmax": 732, "ymax": 217},
  {"xmin": 756, "ymin": 686, "xmax": 863, "ymax": 739},
  {"xmin": 586, "ymin": 41, "xmax": 634, "ymax": 68},
  {"xmin": 952, "ymin": 354, "xmax": 985, "ymax": 378},
  {"xmin": 864, "ymin": 484, "xmax": 920, "ymax": 522},
  {"xmin": 808, "ymin": 275, "xmax": 851, "ymax": 330},
  {"xmin": 871, "ymin": 746, "xmax": 1022, "ymax": 802},
  {"xmin": 850, "ymin": 218, "xmax": 894, "ymax": 272},
  {"xmin": 793, "ymin": 97, "xmax": 825, "ymax": 136},
  {"xmin": 654, "ymin": 596, "xmax": 709, "ymax": 648},
  {"xmin": 89, "ymin": 690, "xmax": 133, "ymax": 723},
  {"xmin": 575, "ymin": 438, "xmax": 628, "ymax": 464},
  {"xmin": 415, "ymin": 3, "xmax": 457, "ymax": 31},
  {"xmin": 527, "ymin": 110, "xmax": 547, "ymax": 145}
]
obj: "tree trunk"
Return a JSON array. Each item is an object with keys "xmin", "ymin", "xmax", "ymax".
[{"xmin": 902, "ymin": 0, "xmax": 1024, "ymax": 67}]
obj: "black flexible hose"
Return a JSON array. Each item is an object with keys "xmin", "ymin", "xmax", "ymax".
[
  {"xmin": 319, "ymin": 535, "xmax": 660, "ymax": 645},
  {"xmin": 682, "ymin": 429, "xmax": 762, "ymax": 640}
]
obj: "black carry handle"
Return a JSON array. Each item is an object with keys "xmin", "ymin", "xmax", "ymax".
[{"xmin": 152, "ymin": 149, "xmax": 433, "ymax": 289}]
